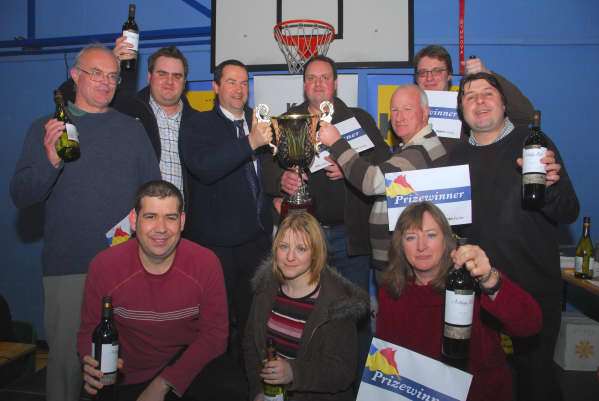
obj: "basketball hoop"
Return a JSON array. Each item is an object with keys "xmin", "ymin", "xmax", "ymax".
[{"xmin": 274, "ymin": 19, "xmax": 335, "ymax": 74}]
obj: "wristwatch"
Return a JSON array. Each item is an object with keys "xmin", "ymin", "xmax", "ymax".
[{"xmin": 479, "ymin": 268, "xmax": 502, "ymax": 296}]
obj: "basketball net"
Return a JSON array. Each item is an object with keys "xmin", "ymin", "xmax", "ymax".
[{"xmin": 274, "ymin": 19, "xmax": 335, "ymax": 74}]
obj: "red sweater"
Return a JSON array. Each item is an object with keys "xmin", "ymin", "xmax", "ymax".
[
  {"xmin": 77, "ymin": 238, "xmax": 228, "ymax": 395},
  {"xmin": 376, "ymin": 275, "xmax": 541, "ymax": 401}
]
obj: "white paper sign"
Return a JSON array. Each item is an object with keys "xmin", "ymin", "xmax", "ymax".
[
  {"xmin": 105, "ymin": 214, "xmax": 131, "ymax": 247},
  {"xmin": 425, "ymin": 90, "xmax": 462, "ymax": 139},
  {"xmin": 310, "ymin": 117, "xmax": 375, "ymax": 173},
  {"xmin": 357, "ymin": 337, "xmax": 472, "ymax": 401},
  {"xmin": 385, "ymin": 165, "xmax": 471, "ymax": 231}
]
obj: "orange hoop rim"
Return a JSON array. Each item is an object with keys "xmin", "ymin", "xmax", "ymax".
[{"xmin": 274, "ymin": 19, "xmax": 335, "ymax": 33}]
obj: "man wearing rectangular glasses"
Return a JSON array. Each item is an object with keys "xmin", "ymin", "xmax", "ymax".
[{"xmin": 10, "ymin": 44, "xmax": 160, "ymax": 401}]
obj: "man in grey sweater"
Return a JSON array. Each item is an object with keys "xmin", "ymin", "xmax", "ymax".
[{"xmin": 10, "ymin": 44, "xmax": 160, "ymax": 401}]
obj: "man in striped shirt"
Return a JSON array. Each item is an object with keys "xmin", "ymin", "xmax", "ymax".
[{"xmin": 77, "ymin": 181, "xmax": 228, "ymax": 401}]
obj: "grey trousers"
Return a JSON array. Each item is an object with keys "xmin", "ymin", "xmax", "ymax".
[{"xmin": 43, "ymin": 274, "xmax": 86, "ymax": 401}]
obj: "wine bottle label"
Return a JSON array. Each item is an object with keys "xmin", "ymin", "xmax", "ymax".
[
  {"xmin": 522, "ymin": 146, "xmax": 547, "ymax": 174},
  {"xmin": 522, "ymin": 173, "xmax": 545, "ymax": 185},
  {"xmin": 92, "ymin": 343, "xmax": 119, "ymax": 374},
  {"xmin": 444, "ymin": 323, "xmax": 472, "ymax": 340},
  {"xmin": 65, "ymin": 123, "xmax": 79, "ymax": 142},
  {"xmin": 575, "ymin": 256, "xmax": 588, "ymax": 273},
  {"xmin": 123, "ymin": 30, "xmax": 139, "ymax": 51},
  {"xmin": 444, "ymin": 290, "xmax": 474, "ymax": 325}
]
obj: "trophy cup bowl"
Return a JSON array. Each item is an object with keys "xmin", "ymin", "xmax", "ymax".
[{"xmin": 270, "ymin": 113, "xmax": 320, "ymax": 218}]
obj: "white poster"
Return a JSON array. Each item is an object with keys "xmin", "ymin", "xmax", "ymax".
[
  {"xmin": 425, "ymin": 90, "xmax": 462, "ymax": 139},
  {"xmin": 253, "ymin": 74, "xmax": 358, "ymax": 116},
  {"xmin": 385, "ymin": 165, "xmax": 472, "ymax": 231},
  {"xmin": 357, "ymin": 337, "xmax": 472, "ymax": 401}
]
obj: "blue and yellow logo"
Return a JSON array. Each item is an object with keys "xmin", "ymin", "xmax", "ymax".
[
  {"xmin": 365, "ymin": 344, "xmax": 400, "ymax": 377},
  {"xmin": 386, "ymin": 175, "xmax": 416, "ymax": 198}
]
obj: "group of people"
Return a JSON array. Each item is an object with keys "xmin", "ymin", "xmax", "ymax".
[{"xmin": 9, "ymin": 35, "xmax": 579, "ymax": 401}]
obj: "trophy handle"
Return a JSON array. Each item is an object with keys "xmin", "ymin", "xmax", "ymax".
[
  {"xmin": 255, "ymin": 104, "xmax": 277, "ymax": 154},
  {"xmin": 315, "ymin": 101, "xmax": 335, "ymax": 150}
]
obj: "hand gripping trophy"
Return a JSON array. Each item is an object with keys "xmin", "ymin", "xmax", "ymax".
[{"xmin": 256, "ymin": 101, "xmax": 334, "ymax": 219}]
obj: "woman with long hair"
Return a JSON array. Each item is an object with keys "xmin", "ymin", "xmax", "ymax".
[
  {"xmin": 377, "ymin": 202, "xmax": 542, "ymax": 401},
  {"xmin": 244, "ymin": 212, "xmax": 369, "ymax": 401}
]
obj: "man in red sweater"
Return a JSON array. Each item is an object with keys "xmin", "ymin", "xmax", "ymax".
[{"xmin": 77, "ymin": 180, "xmax": 228, "ymax": 401}]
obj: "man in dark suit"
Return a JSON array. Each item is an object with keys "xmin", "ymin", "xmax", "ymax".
[{"xmin": 180, "ymin": 59, "xmax": 273, "ymax": 362}]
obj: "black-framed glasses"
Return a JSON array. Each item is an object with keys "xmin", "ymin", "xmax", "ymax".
[
  {"xmin": 77, "ymin": 67, "xmax": 122, "ymax": 85},
  {"xmin": 415, "ymin": 67, "xmax": 447, "ymax": 78}
]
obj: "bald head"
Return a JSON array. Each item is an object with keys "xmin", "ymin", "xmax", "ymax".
[{"xmin": 390, "ymin": 84, "xmax": 430, "ymax": 143}]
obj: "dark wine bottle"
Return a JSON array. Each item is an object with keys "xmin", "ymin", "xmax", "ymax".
[
  {"xmin": 263, "ymin": 337, "xmax": 285, "ymax": 401},
  {"xmin": 574, "ymin": 217, "xmax": 594, "ymax": 279},
  {"xmin": 92, "ymin": 296, "xmax": 119, "ymax": 385},
  {"xmin": 53, "ymin": 90, "xmax": 80, "ymax": 162},
  {"xmin": 442, "ymin": 237, "xmax": 474, "ymax": 371},
  {"xmin": 121, "ymin": 4, "xmax": 139, "ymax": 71},
  {"xmin": 522, "ymin": 110, "xmax": 548, "ymax": 210}
]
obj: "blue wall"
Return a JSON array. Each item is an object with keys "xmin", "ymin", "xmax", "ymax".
[{"xmin": 1, "ymin": 0, "xmax": 598, "ymax": 338}]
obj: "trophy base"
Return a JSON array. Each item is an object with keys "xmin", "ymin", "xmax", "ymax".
[{"xmin": 280, "ymin": 199, "xmax": 315, "ymax": 221}]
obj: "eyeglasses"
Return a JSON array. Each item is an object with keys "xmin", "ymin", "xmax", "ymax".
[
  {"xmin": 77, "ymin": 67, "xmax": 122, "ymax": 85},
  {"xmin": 415, "ymin": 68, "xmax": 447, "ymax": 78}
]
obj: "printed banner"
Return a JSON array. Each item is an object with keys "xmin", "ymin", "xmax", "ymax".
[
  {"xmin": 310, "ymin": 117, "xmax": 374, "ymax": 173},
  {"xmin": 385, "ymin": 165, "xmax": 472, "ymax": 231},
  {"xmin": 425, "ymin": 91, "xmax": 462, "ymax": 139},
  {"xmin": 105, "ymin": 214, "xmax": 131, "ymax": 247},
  {"xmin": 357, "ymin": 337, "xmax": 472, "ymax": 401}
]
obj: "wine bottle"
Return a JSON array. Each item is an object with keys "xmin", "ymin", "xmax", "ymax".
[
  {"xmin": 53, "ymin": 90, "xmax": 80, "ymax": 162},
  {"xmin": 574, "ymin": 217, "xmax": 594, "ymax": 279},
  {"xmin": 263, "ymin": 337, "xmax": 285, "ymax": 401},
  {"xmin": 442, "ymin": 237, "xmax": 474, "ymax": 371},
  {"xmin": 121, "ymin": 3, "xmax": 139, "ymax": 71},
  {"xmin": 522, "ymin": 110, "xmax": 548, "ymax": 210},
  {"xmin": 92, "ymin": 296, "xmax": 119, "ymax": 385}
]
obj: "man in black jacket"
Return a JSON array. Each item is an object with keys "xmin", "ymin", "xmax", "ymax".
[{"xmin": 60, "ymin": 39, "xmax": 197, "ymax": 204}]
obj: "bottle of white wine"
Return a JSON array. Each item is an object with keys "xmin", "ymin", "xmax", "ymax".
[
  {"xmin": 522, "ymin": 110, "xmax": 548, "ymax": 210},
  {"xmin": 53, "ymin": 90, "xmax": 80, "ymax": 162},
  {"xmin": 442, "ymin": 237, "xmax": 474, "ymax": 371},
  {"xmin": 264, "ymin": 337, "xmax": 285, "ymax": 401},
  {"xmin": 574, "ymin": 217, "xmax": 593, "ymax": 279},
  {"xmin": 92, "ymin": 296, "xmax": 119, "ymax": 385},
  {"xmin": 121, "ymin": 4, "xmax": 139, "ymax": 71}
]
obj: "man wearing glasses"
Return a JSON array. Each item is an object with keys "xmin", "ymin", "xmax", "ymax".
[
  {"xmin": 61, "ymin": 40, "xmax": 194, "ymax": 204},
  {"xmin": 10, "ymin": 44, "xmax": 160, "ymax": 401},
  {"xmin": 413, "ymin": 45, "xmax": 534, "ymax": 128}
]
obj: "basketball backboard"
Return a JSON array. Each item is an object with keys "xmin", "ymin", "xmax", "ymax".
[{"xmin": 211, "ymin": 0, "xmax": 413, "ymax": 72}]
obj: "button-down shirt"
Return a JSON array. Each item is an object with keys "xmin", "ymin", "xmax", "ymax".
[{"xmin": 468, "ymin": 117, "xmax": 515, "ymax": 147}]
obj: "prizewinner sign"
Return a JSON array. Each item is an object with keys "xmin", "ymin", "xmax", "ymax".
[{"xmin": 385, "ymin": 165, "xmax": 472, "ymax": 231}]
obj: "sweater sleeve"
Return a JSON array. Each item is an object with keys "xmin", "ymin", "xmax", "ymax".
[
  {"xmin": 159, "ymin": 252, "xmax": 229, "ymax": 395},
  {"xmin": 479, "ymin": 273, "xmax": 542, "ymax": 337},
  {"xmin": 494, "ymin": 72, "xmax": 534, "ymax": 127},
  {"xmin": 10, "ymin": 119, "xmax": 64, "ymax": 209},
  {"xmin": 181, "ymin": 113, "xmax": 255, "ymax": 185}
]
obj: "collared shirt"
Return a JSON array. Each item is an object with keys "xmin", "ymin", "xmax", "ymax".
[
  {"xmin": 149, "ymin": 96, "xmax": 184, "ymax": 199},
  {"xmin": 219, "ymin": 106, "xmax": 258, "ymax": 172},
  {"xmin": 396, "ymin": 124, "xmax": 434, "ymax": 151},
  {"xmin": 468, "ymin": 117, "xmax": 515, "ymax": 147}
]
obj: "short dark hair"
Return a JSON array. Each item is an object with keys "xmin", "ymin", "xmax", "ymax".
[
  {"xmin": 302, "ymin": 55, "xmax": 338, "ymax": 82},
  {"xmin": 147, "ymin": 46, "xmax": 189, "ymax": 78},
  {"xmin": 134, "ymin": 180, "xmax": 183, "ymax": 214},
  {"xmin": 413, "ymin": 45, "xmax": 453, "ymax": 75},
  {"xmin": 213, "ymin": 59, "xmax": 247, "ymax": 85},
  {"xmin": 457, "ymin": 72, "xmax": 507, "ymax": 121}
]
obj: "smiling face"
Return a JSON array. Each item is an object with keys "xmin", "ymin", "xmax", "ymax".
[
  {"xmin": 461, "ymin": 78, "xmax": 506, "ymax": 140},
  {"xmin": 303, "ymin": 59, "xmax": 337, "ymax": 112},
  {"xmin": 71, "ymin": 48, "xmax": 119, "ymax": 113},
  {"xmin": 390, "ymin": 86, "xmax": 429, "ymax": 143},
  {"xmin": 148, "ymin": 56, "xmax": 186, "ymax": 111},
  {"xmin": 213, "ymin": 64, "xmax": 249, "ymax": 118},
  {"xmin": 130, "ymin": 195, "xmax": 185, "ymax": 273},
  {"xmin": 275, "ymin": 229, "xmax": 314, "ymax": 285},
  {"xmin": 402, "ymin": 211, "xmax": 446, "ymax": 284},
  {"xmin": 415, "ymin": 56, "xmax": 452, "ymax": 91}
]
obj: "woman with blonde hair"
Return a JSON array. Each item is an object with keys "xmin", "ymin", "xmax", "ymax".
[
  {"xmin": 244, "ymin": 212, "xmax": 368, "ymax": 401},
  {"xmin": 377, "ymin": 202, "xmax": 542, "ymax": 401}
]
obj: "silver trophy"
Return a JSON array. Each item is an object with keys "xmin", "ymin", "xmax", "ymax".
[{"xmin": 257, "ymin": 101, "xmax": 334, "ymax": 217}]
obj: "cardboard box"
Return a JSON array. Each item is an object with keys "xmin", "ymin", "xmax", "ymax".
[{"xmin": 554, "ymin": 312, "xmax": 599, "ymax": 371}]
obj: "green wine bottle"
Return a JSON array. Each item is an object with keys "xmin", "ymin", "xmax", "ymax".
[
  {"xmin": 574, "ymin": 217, "xmax": 593, "ymax": 279},
  {"xmin": 53, "ymin": 90, "xmax": 80, "ymax": 162},
  {"xmin": 263, "ymin": 337, "xmax": 285, "ymax": 401}
]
